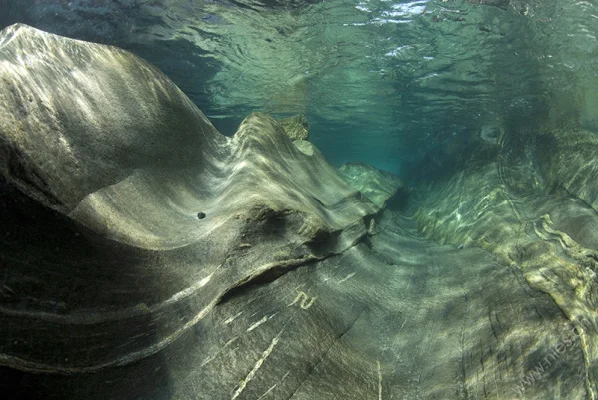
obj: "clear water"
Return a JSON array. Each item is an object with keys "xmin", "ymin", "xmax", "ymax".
[
  {"xmin": 3, "ymin": 0, "xmax": 597, "ymax": 174},
  {"xmin": 1, "ymin": 1, "xmax": 598, "ymax": 399}
]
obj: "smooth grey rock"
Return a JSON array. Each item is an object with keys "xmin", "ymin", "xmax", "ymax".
[
  {"xmin": 1, "ymin": 211, "xmax": 585, "ymax": 400},
  {"xmin": 0, "ymin": 24, "xmax": 591, "ymax": 400},
  {"xmin": 292, "ymin": 139, "xmax": 315, "ymax": 156},
  {"xmin": 0, "ymin": 24, "xmax": 377, "ymax": 375}
]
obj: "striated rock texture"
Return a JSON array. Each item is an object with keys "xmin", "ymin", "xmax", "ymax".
[
  {"xmin": 0, "ymin": 24, "xmax": 377, "ymax": 374},
  {"xmin": 337, "ymin": 162, "xmax": 405, "ymax": 209},
  {"xmin": 414, "ymin": 123, "xmax": 598, "ymax": 398},
  {"xmin": 0, "ymin": 24, "xmax": 591, "ymax": 400}
]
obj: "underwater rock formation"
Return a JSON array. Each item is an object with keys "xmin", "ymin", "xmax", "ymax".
[
  {"xmin": 414, "ymin": 124, "xmax": 598, "ymax": 397},
  {"xmin": 0, "ymin": 23, "xmax": 377, "ymax": 374},
  {"xmin": 291, "ymin": 139, "xmax": 315, "ymax": 156},
  {"xmin": 0, "ymin": 24, "xmax": 592, "ymax": 400},
  {"xmin": 478, "ymin": 122, "xmax": 502, "ymax": 144},
  {"xmin": 337, "ymin": 162, "xmax": 405, "ymax": 209},
  {"xmin": 278, "ymin": 114, "xmax": 309, "ymax": 141}
]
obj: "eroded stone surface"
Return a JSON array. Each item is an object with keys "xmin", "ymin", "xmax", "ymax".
[
  {"xmin": 338, "ymin": 162, "xmax": 405, "ymax": 208},
  {"xmin": 414, "ymin": 124, "xmax": 598, "ymax": 397},
  {"xmin": 0, "ymin": 24, "xmax": 376, "ymax": 375},
  {"xmin": 0, "ymin": 24, "xmax": 593, "ymax": 400},
  {"xmin": 1, "ymin": 212, "xmax": 586, "ymax": 399}
]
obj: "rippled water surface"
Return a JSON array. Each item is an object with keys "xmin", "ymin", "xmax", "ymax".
[
  {"xmin": 3, "ymin": 0, "xmax": 597, "ymax": 173},
  {"xmin": 2, "ymin": 2, "xmax": 598, "ymax": 399}
]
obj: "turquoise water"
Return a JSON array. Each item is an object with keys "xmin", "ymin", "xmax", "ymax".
[
  {"xmin": 1, "ymin": 1, "xmax": 598, "ymax": 399},
  {"xmin": 3, "ymin": 0, "xmax": 597, "ymax": 175}
]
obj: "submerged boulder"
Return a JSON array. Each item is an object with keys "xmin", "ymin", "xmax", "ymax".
[
  {"xmin": 337, "ymin": 162, "xmax": 405, "ymax": 208},
  {"xmin": 478, "ymin": 123, "xmax": 502, "ymax": 144},
  {"xmin": 278, "ymin": 113, "xmax": 309, "ymax": 141},
  {"xmin": 292, "ymin": 138, "xmax": 316, "ymax": 156},
  {"xmin": 0, "ymin": 24, "xmax": 377, "ymax": 376},
  {"xmin": 0, "ymin": 23, "xmax": 589, "ymax": 400},
  {"xmin": 414, "ymin": 124, "xmax": 598, "ymax": 396}
]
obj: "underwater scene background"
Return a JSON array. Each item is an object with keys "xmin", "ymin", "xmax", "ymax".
[
  {"xmin": 1, "ymin": 0, "xmax": 598, "ymax": 399},
  {"xmin": 4, "ymin": 0, "xmax": 598, "ymax": 175}
]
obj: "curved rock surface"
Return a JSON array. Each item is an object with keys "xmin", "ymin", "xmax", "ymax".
[
  {"xmin": 414, "ymin": 124, "xmax": 598, "ymax": 397},
  {"xmin": 0, "ymin": 24, "xmax": 592, "ymax": 400},
  {"xmin": 337, "ymin": 162, "xmax": 405, "ymax": 208},
  {"xmin": 0, "ymin": 24, "xmax": 377, "ymax": 374}
]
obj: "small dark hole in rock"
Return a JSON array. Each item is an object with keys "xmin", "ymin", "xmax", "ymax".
[{"xmin": 197, "ymin": 212, "xmax": 206, "ymax": 220}]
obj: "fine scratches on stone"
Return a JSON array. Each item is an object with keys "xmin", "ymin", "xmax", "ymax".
[
  {"xmin": 256, "ymin": 371, "xmax": 291, "ymax": 400},
  {"xmin": 230, "ymin": 328, "xmax": 285, "ymax": 400},
  {"xmin": 225, "ymin": 312, "xmax": 244, "ymax": 325},
  {"xmin": 338, "ymin": 272, "xmax": 356, "ymax": 283},
  {"xmin": 200, "ymin": 337, "xmax": 240, "ymax": 368},
  {"xmin": 247, "ymin": 313, "xmax": 278, "ymax": 332},
  {"xmin": 288, "ymin": 308, "xmax": 366, "ymax": 400},
  {"xmin": 247, "ymin": 316, "xmax": 269, "ymax": 332},
  {"xmin": 377, "ymin": 360, "xmax": 383, "ymax": 400}
]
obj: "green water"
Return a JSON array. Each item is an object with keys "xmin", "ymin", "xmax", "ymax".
[
  {"xmin": 1, "ymin": 1, "xmax": 598, "ymax": 399},
  {"xmin": 3, "ymin": 0, "xmax": 597, "ymax": 174}
]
